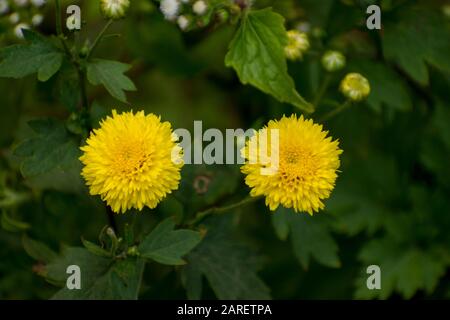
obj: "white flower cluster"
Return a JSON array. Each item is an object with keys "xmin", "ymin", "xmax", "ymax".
[
  {"xmin": 0, "ymin": 0, "xmax": 47, "ymax": 39},
  {"xmin": 160, "ymin": 0, "xmax": 210, "ymax": 31}
]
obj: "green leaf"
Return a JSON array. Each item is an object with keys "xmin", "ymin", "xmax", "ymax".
[
  {"xmin": 225, "ymin": 8, "xmax": 313, "ymax": 112},
  {"xmin": 176, "ymin": 164, "xmax": 241, "ymax": 212},
  {"xmin": 348, "ymin": 60, "xmax": 412, "ymax": 113},
  {"xmin": 43, "ymin": 247, "xmax": 144, "ymax": 300},
  {"xmin": 87, "ymin": 59, "xmax": 136, "ymax": 103},
  {"xmin": 181, "ymin": 263, "xmax": 203, "ymax": 300},
  {"xmin": 382, "ymin": 6, "xmax": 450, "ymax": 85},
  {"xmin": 272, "ymin": 208, "xmax": 340, "ymax": 269},
  {"xmin": 355, "ymin": 237, "xmax": 449, "ymax": 299},
  {"xmin": 1, "ymin": 211, "xmax": 30, "ymax": 232},
  {"xmin": 22, "ymin": 235, "xmax": 58, "ymax": 263},
  {"xmin": 138, "ymin": 218, "xmax": 202, "ymax": 265},
  {"xmin": 271, "ymin": 210, "xmax": 290, "ymax": 241},
  {"xmin": 184, "ymin": 216, "xmax": 271, "ymax": 300},
  {"xmin": 81, "ymin": 238, "xmax": 112, "ymax": 258},
  {"xmin": 0, "ymin": 30, "xmax": 63, "ymax": 81},
  {"xmin": 14, "ymin": 119, "xmax": 81, "ymax": 178}
]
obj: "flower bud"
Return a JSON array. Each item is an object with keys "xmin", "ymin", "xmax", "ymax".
[
  {"xmin": 14, "ymin": 0, "xmax": 28, "ymax": 8},
  {"xmin": 284, "ymin": 30, "xmax": 310, "ymax": 61},
  {"xmin": 321, "ymin": 50, "xmax": 346, "ymax": 72},
  {"xmin": 193, "ymin": 0, "xmax": 207, "ymax": 16},
  {"xmin": 443, "ymin": 4, "xmax": 450, "ymax": 19},
  {"xmin": 127, "ymin": 246, "xmax": 139, "ymax": 257},
  {"xmin": 296, "ymin": 21, "xmax": 311, "ymax": 34},
  {"xmin": 31, "ymin": 0, "xmax": 46, "ymax": 7},
  {"xmin": 340, "ymin": 73, "xmax": 370, "ymax": 102},
  {"xmin": 177, "ymin": 15, "xmax": 190, "ymax": 30},
  {"xmin": 0, "ymin": 0, "xmax": 9, "ymax": 15},
  {"xmin": 14, "ymin": 23, "xmax": 30, "ymax": 39},
  {"xmin": 160, "ymin": 0, "xmax": 180, "ymax": 20},
  {"xmin": 100, "ymin": 0, "xmax": 130, "ymax": 20},
  {"xmin": 216, "ymin": 8, "xmax": 229, "ymax": 24},
  {"xmin": 9, "ymin": 12, "xmax": 20, "ymax": 24},
  {"xmin": 31, "ymin": 14, "xmax": 44, "ymax": 26}
]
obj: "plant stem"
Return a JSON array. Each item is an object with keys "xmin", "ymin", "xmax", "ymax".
[
  {"xmin": 87, "ymin": 19, "xmax": 114, "ymax": 60},
  {"xmin": 55, "ymin": 0, "xmax": 72, "ymax": 57},
  {"xmin": 77, "ymin": 67, "xmax": 89, "ymax": 110},
  {"xmin": 319, "ymin": 100, "xmax": 352, "ymax": 122},
  {"xmin": 55, "ymin": 0, "xmax": 63, "ymax": 36},
  {"xmin": 106, "ymin": 206, "xmax": 118, "ymax": 234},
  {"xmin": 313, "ymin": 73, "xmax": 332, "ymax": 107},
  {"xmin": 190, "ymin": 196, "xmax": 262, "ymax": 225}
]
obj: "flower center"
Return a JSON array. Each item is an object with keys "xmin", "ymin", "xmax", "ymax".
[
  {"xmin": 279, "ymin": 145, "xmax": 318, "ymax": 183},
  {"xmin": 114, "ymin": 141, "xmax": 150, "ymax": 176}
]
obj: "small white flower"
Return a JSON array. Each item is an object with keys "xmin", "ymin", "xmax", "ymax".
[
  {"xmin": 14, "ymin": 0, "xmax": 28, "ymax": 7},
  {"xmin": 160, "ymin": 0, "xmax": 180, "ymax": 20},
  {"xmin": 14, "ymin": 23, "xmax": 30, "ymax": 39},
  {"xmin": 192, "ymin": 0, "xmax": 207, "ymax": 16},
  {"xmin": 30, "ymin": 0, "xmax": 46, "ymax": 7},
  {"xmin": 31, "ymin": 13, "xmax": 44, "ymax": 26},
  {"xmin": 180, "ymin": 0, "xmax": 190, "ymax": 3},
  {"xmin": 9, "ymin": 12, "xmax": 20, "ymax": 24},
  {"xmin": 0, "ymin": 0, "xmax": 9, "ymax": 15},
  {"xmin": 177, "ymin": 15, "xmax": 189, "ymax": 30}
]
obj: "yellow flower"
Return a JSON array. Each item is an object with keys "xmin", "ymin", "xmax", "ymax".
[
  {"xmin": 284, "ymin": 30, "xmax": 310, "ymax": 61},
  {"xmin": 241, "ymin": 115, "xmax": 342, "ymax": 214},
  {"xmin": 80, "ymin": 110, "xmax": 183, "ymax": 213}
]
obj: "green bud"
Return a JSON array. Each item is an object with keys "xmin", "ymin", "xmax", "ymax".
[
  {"xmin": 321, "ymin": 50, "xmax": 346, "ymax": 72},
  {"xmin": 340, "ymin": 73, "xmax": 371, "ymax": 102},
  {"xmin": 100, "ymin": 0, "xmax": 130, "ymax": 20}
]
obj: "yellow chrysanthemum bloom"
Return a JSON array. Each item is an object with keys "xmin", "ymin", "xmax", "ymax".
[
  {"xmin": 241, "ymin": 115, "xmax": 342, "ymax": 214},
  {"xmin": 80, "ymin": 110, "xmax": 183, "ymax": 213}
]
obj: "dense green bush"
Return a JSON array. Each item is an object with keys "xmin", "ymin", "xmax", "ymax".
[{"xmin": 0, "ymin": 0, "xmax": 449, "ymax": 299}]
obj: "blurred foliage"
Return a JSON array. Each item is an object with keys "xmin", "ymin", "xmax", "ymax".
[{"xmin": 0, "ymin": 0, "xmax": 449, "ymax": 300}]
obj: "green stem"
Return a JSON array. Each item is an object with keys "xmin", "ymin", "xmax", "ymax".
[
  {"xmin": 313, "ymin": 73, "xmax": 332, "ymax": 107},
  {"xmin": 55, "ymin": 0, "xmax": 63, "ymax": 36},
  {"xmin": 189, "ymin": 196, "xmax": 262, "ymax": 225},
  {"xmin": 87, "ymin": 19, "xmax": 114, "ymax": 60},
  {"xmin": 55, "ymin": 0, "xmax": 72, "ymax": 57},
  {"xmin": 319, "ymin": 100, "xmax": 352, "ymax": 122},
  {"xmin": 77, "ymin": 67, "xmax": 89, "ymax": 110}
]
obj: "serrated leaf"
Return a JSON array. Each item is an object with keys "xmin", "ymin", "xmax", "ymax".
[
  {"xmin": 382, "ymin": 6, "xmax": 450, "ymax": 85},
  {"xmin": 22, "ymin": 235, "xmax": 58, "ymax": 263},
  {"xmin": 184, "ymin": 216, "xmax": 271, "ymax": 300},
  {"xmin": 0, "ymin": 29, "xmax": 63, "ymax": 81},
  {"xmin": 225, "ymin": 8, "xmax": 313, "ymax": 112},
  {"xmin": 348, "ymin": 60, "xmax": 412, "ymax": 112},
  {"xmin": 138, "ymin": 218, "xmax": 202, "ymax": 265},
  {"xmin": 42, "ymin": 247, "xmax": 144, "ymax": 300},
  {"xmin": 355, "ymin": 237, "xmax": 449, "ymax": 299},
  {"xmin": 87, "ymin": 59, "xmax": 136, "ymax": 103},
  {"xmin": 272, "ymin": 208, "xmax": 340, "ymax": 269},
  {"xmin": 14, "ymin": 119, "xmax": 81, "ymax": 178}
]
